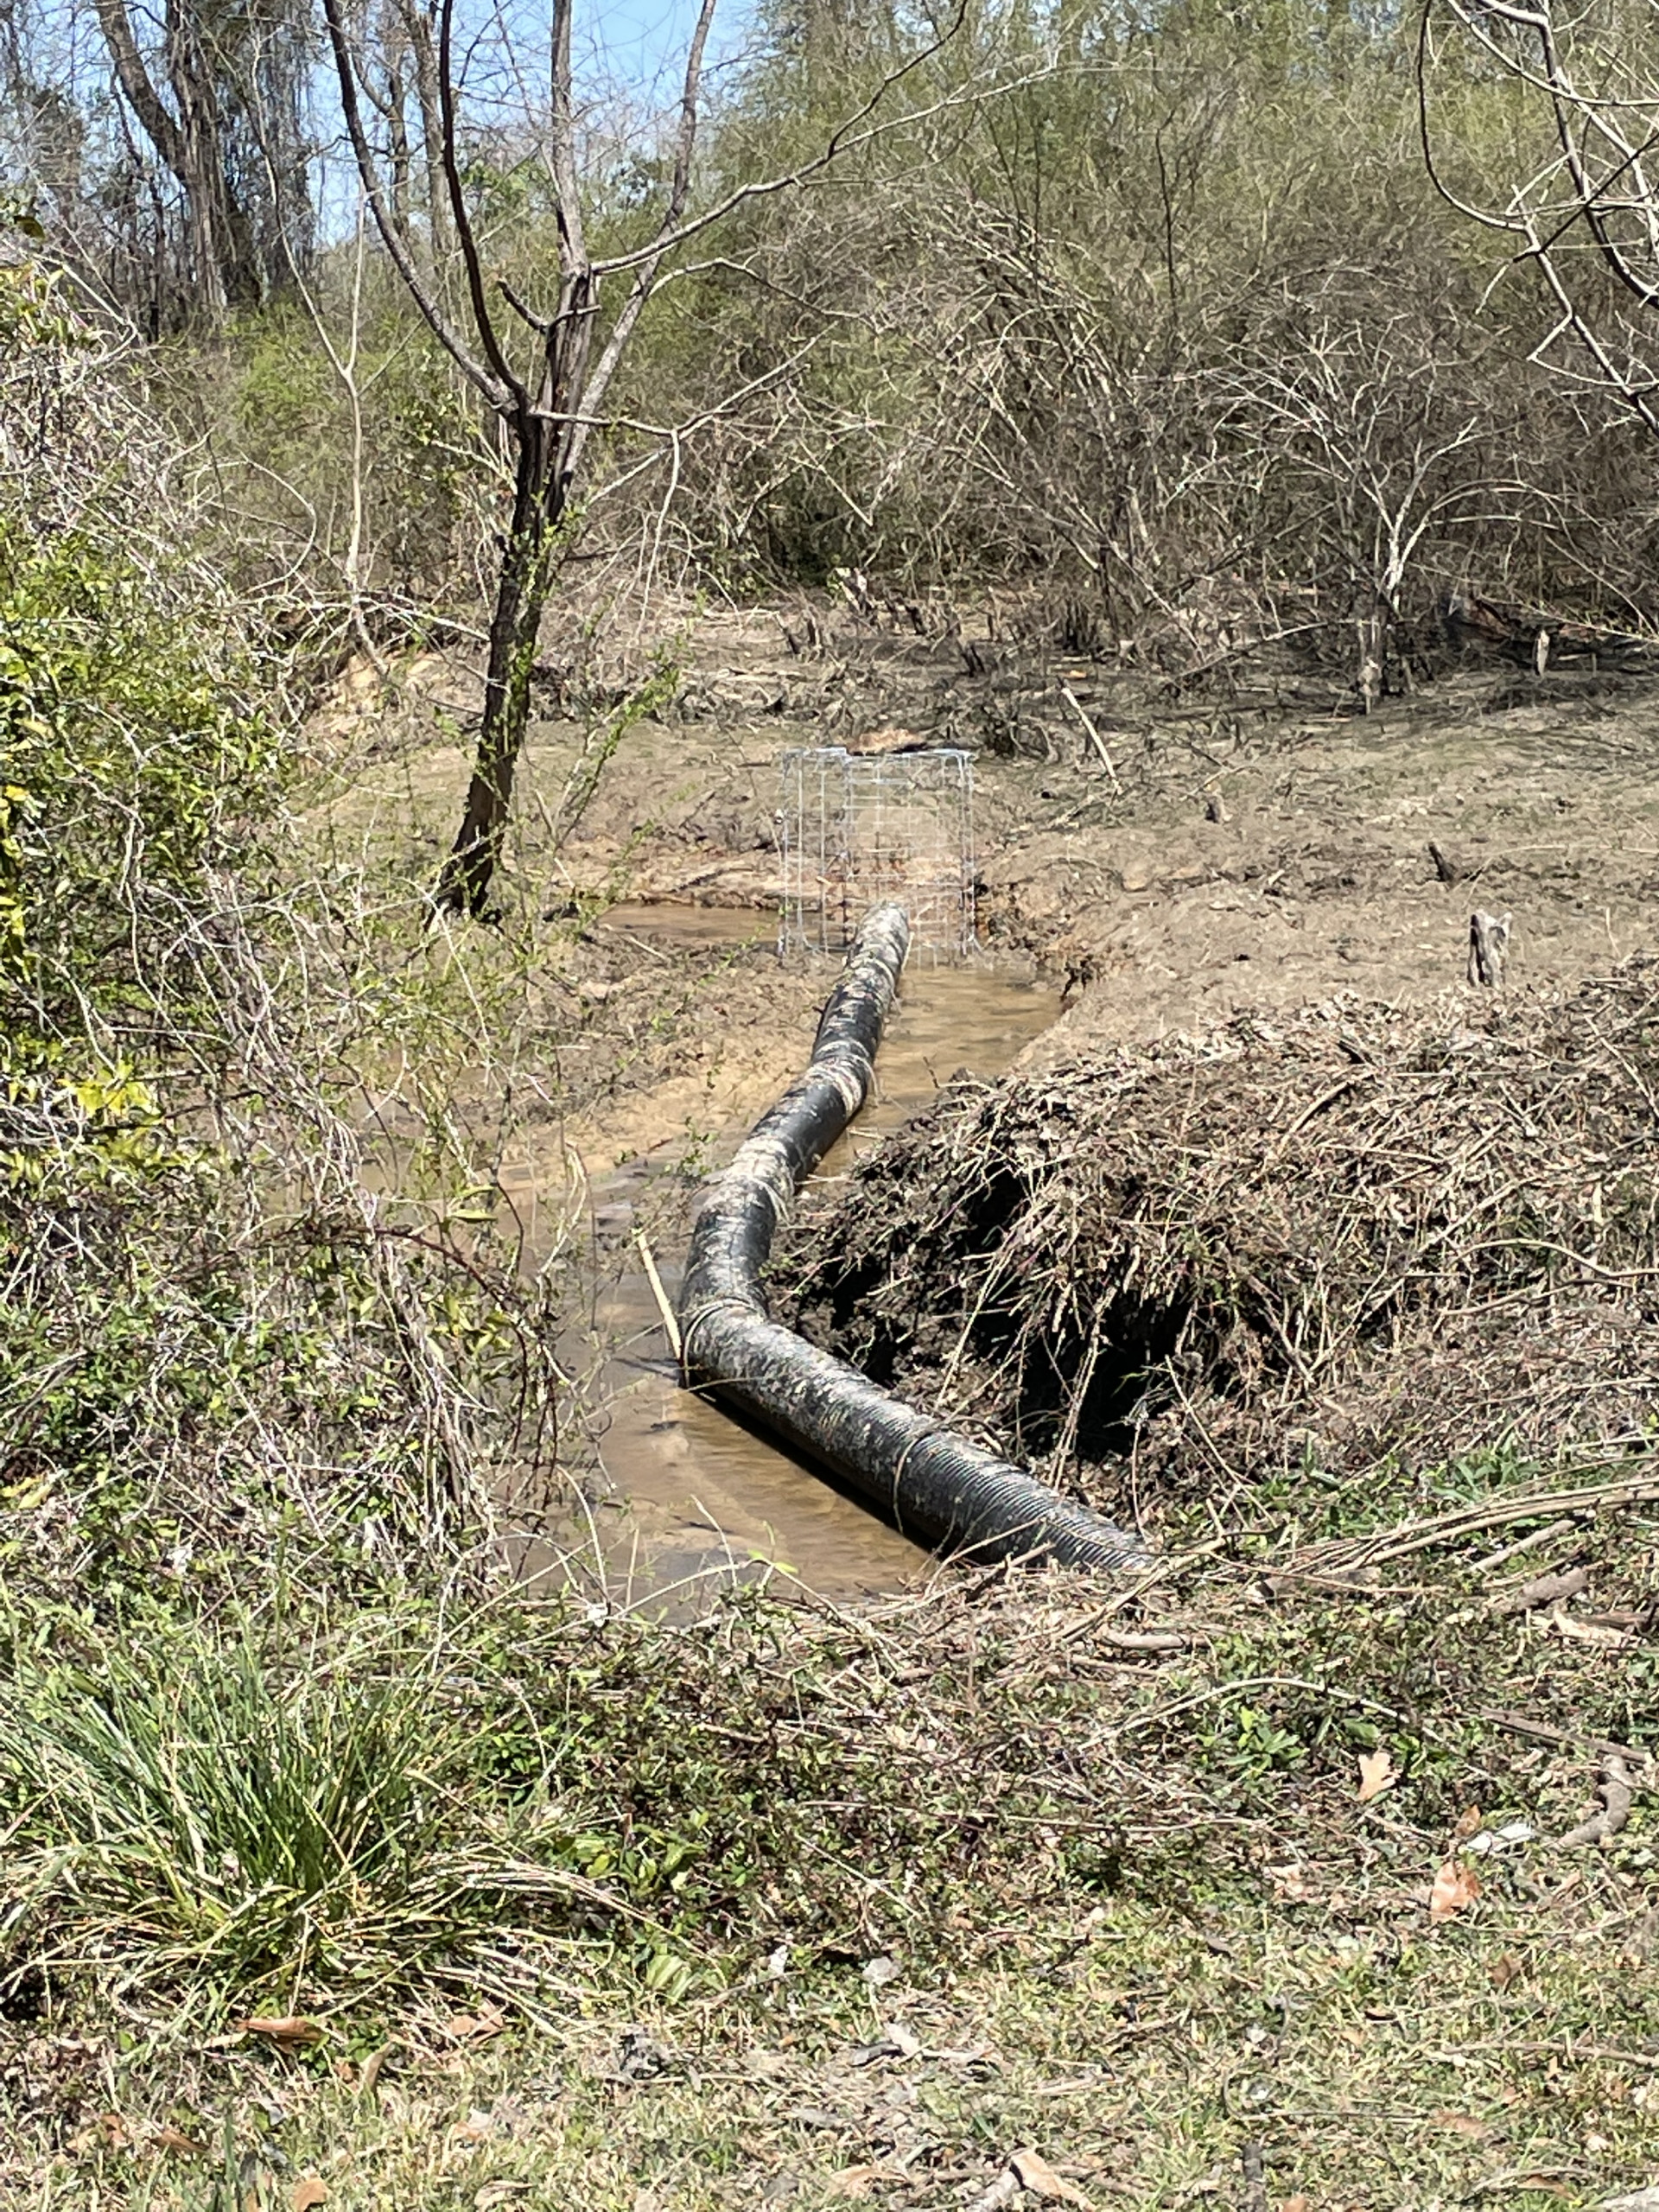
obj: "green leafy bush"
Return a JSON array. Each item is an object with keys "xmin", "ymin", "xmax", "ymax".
[{"xmin": 0, "ymin": 257, "xmax": 283, "ymax": 1198}]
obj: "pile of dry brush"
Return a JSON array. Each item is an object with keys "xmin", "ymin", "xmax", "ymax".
[{"xmin": 782, "ymin": 961, "xmax": 1659, "ymax": 1522}]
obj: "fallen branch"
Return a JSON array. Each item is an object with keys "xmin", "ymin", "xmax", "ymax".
[
  {"xmin": 1444, "ymin": 588, "xmax": 1655, "ymax": 664},
  {"xmin": 1478, "ymin": 1709, "xmax": 1647, "ymax": 1764},
  {"xmin": 1292, "ymin": 1471, "xmax": 1659, "ymax": 1572},
  {"xmin": 1059, "ymin": 683, "xmax": 1121, "ymax": 791},
  {"xmin": 1489, "ymin": 1566, "xmax": 1589, "ymax": 1616}
]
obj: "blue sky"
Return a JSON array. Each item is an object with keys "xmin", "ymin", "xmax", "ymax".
[{"xmin": 575, "ymin": 0, "xmax": 758, "ymax": 90}]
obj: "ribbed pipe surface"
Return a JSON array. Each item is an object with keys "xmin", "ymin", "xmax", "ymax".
[{"xmin": 678, "ymin": 905, "xmax": 1149, "ymax": 1571}]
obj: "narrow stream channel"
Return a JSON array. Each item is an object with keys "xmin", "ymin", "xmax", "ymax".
[{"xmin": 528, "ymin": 906, "xmax": 1059, "ymax": 1608}]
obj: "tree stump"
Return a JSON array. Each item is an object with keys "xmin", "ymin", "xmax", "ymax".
[{"xmin": 1467, "ymin": 910, "xmax": 1512, "ymax": 987}]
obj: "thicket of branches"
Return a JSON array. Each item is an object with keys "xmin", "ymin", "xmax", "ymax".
[{"xmin": 9, "ymin": 0, "xmax": 1659, "ymax": 709}]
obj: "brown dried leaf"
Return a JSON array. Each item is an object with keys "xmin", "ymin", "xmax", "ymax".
[
  {"xmin": 824, "ymin": 2168, "xmax": 907, "ymax": 2200},
  {"xmin": 1452, "ymin": 1805, "xmax": 1484, "ymax": 1840},
  {"xmin": 442, "ymin": 2004, "xmax": 505, "ymax": 2044},
  {"xmin": 358, "ymin": 2046, "xmax": 392, "ymax": 2098},
  {"xmin": 1280, "ymin": 2197, "xmax": 1311, "ymax": 2212},
  {"xmin": 1429, "ymin": 2110, "xmax": 1491, "ymax": 2140},
  {"xmin": 1357, "ymin": 1750, "xmax": 1396, "ymax": 1802},
  {"xmin": 152, "ymin": 2126, "xmax": 206, "ymax": 2157},
  {"xmin": 1429, "ymin": 1860, "xmax": 1483, "ymax": 1922},
  {"xmin": 238, "ymin": 2015, "xmax": 326, "ymax": 2048},
  {"xmin": 1491, "ymin": 1953, "xmax": 1524, "ymax": 1991},
  {"xmin": 291, "ymin": 2180, "xmax": 327, "ymax": 2212},
  {"xmin": 1008, "ymin": 2147, "xmax": 1092, "ymax": 2204}
]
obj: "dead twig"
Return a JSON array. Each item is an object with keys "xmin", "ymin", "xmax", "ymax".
[
  {"xmin": 1489, "ymin": 1566, "xmax": 1590, "ymax": 1616},
  {"xmin": 1059, "ymin": 683, "xmax": 1121, "ymax": 791},
  {"xmin": 1294, "ymin": 1472, "xmax": 1659, "ymax": 1573},
  {"xmin": 1478, "ymin": 1710, "xmax": 1647, "ymax": 1765},
  {"xmin": 635, "ymin": 1230, "xmax": 682, "ymax": 1359}
]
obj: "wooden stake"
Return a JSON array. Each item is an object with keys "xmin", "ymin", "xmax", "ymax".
[
  {"xmin": 635, "ymin": 1231, "xmax": 681, "ymax": 1361},
  {"xmin": 1060, "ymin": 683, "xmax": 1121, "ymax": 792},
  {"xmin": 1467, "ymin": 910, "xmax": 1512, "ymax": 987}
]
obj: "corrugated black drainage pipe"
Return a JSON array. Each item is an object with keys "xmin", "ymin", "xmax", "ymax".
[{"xmin": 677, "ymin": 904, "xmax": 1149, "ymax": 1571}]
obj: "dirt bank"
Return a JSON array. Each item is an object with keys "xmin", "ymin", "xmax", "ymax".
[
  {"xmin": 313, "ymin": 597, "xmax": 1658, "ymax": 1086},
  {"xmin": 778, "ymin": 961, "xmax": 1659, "ymax": 1537}
]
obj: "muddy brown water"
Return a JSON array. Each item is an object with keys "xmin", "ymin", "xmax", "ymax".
[{"xmin": 528, "ymin": 905, "xmax": 1060, "ymax": 1609}]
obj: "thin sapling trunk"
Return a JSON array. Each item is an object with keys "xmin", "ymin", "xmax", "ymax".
[{"xmin": 437, "ymin": 425, "xmax": 565, "ymax": 915}]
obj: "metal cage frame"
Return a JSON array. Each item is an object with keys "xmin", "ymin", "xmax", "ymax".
[{"xmin": 777, "ymin": 747, "xmax": 976, "ymax": 959}]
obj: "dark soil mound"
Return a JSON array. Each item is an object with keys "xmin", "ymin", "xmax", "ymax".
[{"xmin": 777, "ymin": 962, "xmax": 1659, "ymax": 1526}]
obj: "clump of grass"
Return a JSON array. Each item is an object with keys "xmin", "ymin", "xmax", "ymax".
[
  {"xmin": 0, "ymin": 1605, "xmax": 594, "ymax": 2016},
  {"xmin": 5, "ymin": 1511, "xmax": 1653, "ymax": 2037}
]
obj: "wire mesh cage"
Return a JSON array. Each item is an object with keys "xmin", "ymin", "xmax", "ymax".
[{"xmin": 778, "ymin": 747, "xmax": 976, "ymax": 958}]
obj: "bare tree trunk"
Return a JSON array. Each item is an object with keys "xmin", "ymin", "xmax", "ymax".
[
  {"xmin": 386, "ymin": 56, "xmax": 412, "ymax": 231},
  {"xmin": 326, "ymin": 0, "xmax": 935, "ymax": 923},
  {"xmin": 404, "ymin": 3, "xmax": 449, "ymax": 258},
  {"xmin": 93, "ymin": 0, "xmax": 273, "ymax": 318},
  {"xmin": 435, "ymin": 420, "xmax": 563, "ymax": 915}
]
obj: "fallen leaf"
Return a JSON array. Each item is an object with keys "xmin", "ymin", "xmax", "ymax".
[
  {"xmin": 825, "ymin": 2168, "xmax": 907, "ymax": 2200},
  {"xmin": 1279, "ymin": 2198, "xmax": 1310, "ymax": 2212},
  {"xmin": 1267, "ymin": 1863, "xmax": 1315, "ymax": 1902},
  {"xmin": 96, "ymin": 2113, "xmax": 133, "ymax": 2149},
  {"xmin": 1491, "ymin": 1953, "xmax": 1524, "ymax": 1991},
  {"xmin": 442, "ymin": 2003, "xmax": 505, "ymax": 2044},
  {"xmin": 1453, "ymin": 1805, "xmax": 1484, "ymax": 1840},
  {"xmin": 1429, "ymin": 2110, "xmax": 1491, "ymax": 2140},
  {"xmin": 1357, "ymin": 1750, "xmax": 1396, "ymax": 1802},
  {"xmin": 1429, "ymin": 1860, "xmax": 1483, "ymax": 1922},
  {"xmin": 291, "ymin": 2180, "xmax": 327, "ymax": 2212},
  {"xmin": 1008, "ymin": 2147, "xmax": 1092, "ymax": 2204},
  {"xmin": 451, "ymin": 2109, "xmax": 497, "ymax": 2145},
  {"xmin": 358, "ymin": 2045, "xmax": 393, "ymax": 2097},
  {"xmin": 973, "ymin": 2181, "xmax": 1021, "ymax": 2212},
  {"xmin": 152, "ymin": 2126, "xmax": 207, "ymax": 2157},
  {"xmin": 238, "ymin": 2015, "xmax": 326, "ymax": 2048}
]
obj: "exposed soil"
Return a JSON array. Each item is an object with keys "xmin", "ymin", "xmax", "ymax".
[{"xmin": 313, "ymin": 595, "xmax": 1659, "ymax": 1034}]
